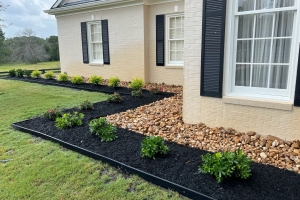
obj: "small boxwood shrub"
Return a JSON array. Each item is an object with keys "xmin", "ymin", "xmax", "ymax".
[
  {"xmin": 79, "ymin": 100, "xmax": 93, "ymax": 110},
  {"xmin": 199, "ymin": 149, "xmax": 251, "ymax": 183},
  {"xmin": 55, "ymin": 112, "xmax": 84, "ymax": 130},
  {"xmin": 71, "ymin": 75, "xmax": 84, "ymax": 84},
  {"xmin": 149, "ymin": 86, "xmax": 163, "ymax": 94},
  {"xmin": 131, "ymin": 90, "xmax": 142, "ymax": 97},
  {"xmin": 89, "ymin": 75, "xmax": 102, "ymax": 85},
  {"xmin": 141, "ymin": 136, "xmax": 170, "ymax": 159},
  {"xmin": 128, "ymin": 78, "xmax": 144, "ymax": 91},
  {"xmin": 89, "ymin": 117, "xmax": 117, "ymax": 142},
  {"xmin": 31, "ymin": 70, "xmax": 41, "ymax": 78},
  {"xmin": 108, "ymin": 77, "xmax": 120, "ymax": 88},
  {"xmin": 58, "ymin": 73, "xmax": 69, "ymax": 82},
  {"xmin": 44, "ymin": 108, "xmax": 62, "ymax": 121},
  {"xmin": 44, "ymin": 71, "xmax": 55, "ymax": 79},
  {"xmin": 107, "ymin": 92, "xmax": 122, "ymax": 103},
  {"xmin": 8, "ymin": 69, "xmax": 16, "ymax": 77},
  {"xmin": 15, "ymin": 69, "xmax": 24, "ymax": 77},
  {"xmin": 23, "ymin": 70, "xmax": 31, "ymax": 78}
]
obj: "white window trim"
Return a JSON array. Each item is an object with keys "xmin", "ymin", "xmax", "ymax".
[
  {"xmin": 165, "ymin": 13, "xmax": 184, "ymax": 67},
  {"xmin": 224, "ymin": 0, "xmax": 300, "ymax": 102},
  {"xmin": 87, "ymin": 21, "xmax": 103, "ymax": 64}
]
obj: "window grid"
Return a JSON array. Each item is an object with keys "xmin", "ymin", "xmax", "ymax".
[{"xmin": 88, "ymin": 22, "xmax": 103, "ymax": 63}]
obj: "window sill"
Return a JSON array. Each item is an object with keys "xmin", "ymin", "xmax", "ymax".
[
  {"xmin": 89, "ymin": 63, "xmax": 104, "ymax": 66},
  {"xmin": 223, "ymin": 96, "xmax": 293, "ymax": 111},
  {"xmin": 164, "ymin": 65, "xmax": 183, "ymax": 69}
]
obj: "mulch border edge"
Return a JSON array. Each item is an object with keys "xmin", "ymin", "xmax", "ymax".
[{"xmin": 11, "ymin": 121, "xmax": 215, "ymax": 200}]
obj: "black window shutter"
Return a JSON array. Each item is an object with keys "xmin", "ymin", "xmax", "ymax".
[
  {"xmin": 81, "ymin": 22, "xmax": 89, "ymax": 64},
  {"xmin": 200, "ymin": 0, "xmax": 227, "ymax": 98},
  {"xmin": 294, "ymin": 46, "xmax": 300, "ymax": 106},
  {"xmin": 156, "ymin": 15, "xmax": 165, "ymax": 66},
  {"xmin": 101, "ymin": 20, "xmax": 110, "ymax": 65}
]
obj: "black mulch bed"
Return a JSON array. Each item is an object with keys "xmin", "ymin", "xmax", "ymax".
[
  {"xmin": 13, "ymin": 98, "xmax": 300, "ymax": 200},
  {"xmin": 4, "ymin": 77, "xmax": 142, "ymax": 95}
]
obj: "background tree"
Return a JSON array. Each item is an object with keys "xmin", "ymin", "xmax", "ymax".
[
  {"xmin": 0, "ymin": 28, "xmax": 11, "ymax": 63},
  {"xmin": 45, "ymin": 36, "xmax": 60, "ymax": 61}
]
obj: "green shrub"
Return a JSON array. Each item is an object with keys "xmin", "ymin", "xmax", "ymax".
[
  {"xmin": 89, "ymin": 117, "xmax": 117, "ymax": 142},
  {"xmin": 8, "ymin": 69, "xmax": 16, "ymax": 77},
  {"xmin": 89, "ymin": 75, "xmax": 102, "ymax": 85},
  {"xmin": 23, "ymin": 70, "xmax": 32, "ymax": 78},
  {"xmin": 108, "ymin": 77, "xmax": 120, "ymax": 88},
  {"xmin": 55, "ymin": 112, "xmax": 84, "ymax": 130},
  {"xmin": 141, "ymin": 136, "xmax": 170, "ymax": 159},
  {"xmin": 79, "ymin": 100, "xmax": 93, "ymax": 110},
  {"xmin": 149, "ymin": 86, "xmax": 164, "ymax": 94},
  {"xmin": 44, "ymin": 71, "xmax": 55, "ymax": 79},
  {"xmin": 44, "ymin": 108, "xmax": 62, "ymax": 121},
  {"xmin": 58, "ymin": 73, "xmax": 69, "ymax": 82},
  {"xmin": 131, "ymin": 90, "xmax": 143, "ymax": 97},
  {"xmin": 31, "ymin": 70, "xmax": 41, "ymax": 78},
  {"xmin": 15, "ymin": 69, "xmax": 24, "ymax": 77},
  {"xmin": 107, "ymin": 92, "xmax": 122, "ymax": 103},
  {"xmin": 199, "ymin": 149, "xmax": 251, "ymax": 183},
  {"xmin": 71, "ymin": 76, "xmax": 84, "ymax": 84},
  {"xmin": 128, "ymin": 78, "xmax": 144, "ymax": 91}
]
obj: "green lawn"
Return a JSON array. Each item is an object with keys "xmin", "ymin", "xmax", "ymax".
[
  {"xmin": 0, "ymin": 79, "xmax": 184, "ymax": 200},
  {"xmin": 0, "ymin": 61, "xmax": 60, "ymax": 72}
]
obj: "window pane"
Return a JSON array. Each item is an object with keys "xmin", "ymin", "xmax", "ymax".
[
  {"xmin": 255, "ymin": 13, "xmax": 273, "ymax": 38},
  {"xmin": 170, "ymin": 51, "xmax": 176, "ymax": 61},
  {"xmin": 238, "ymin": 15, "xmax": 254, "ymax": 39},
  {"xmin": 238, "ymin": 0, "xmax": 254, "ymax": 12},
  {"xmin": 91, "ymin": 24, "xmax": 95, "ymax": 33},
  {"xmin": 271, "ymin": 39, "xmax": 291, "ymax": 63},
  {"xmin": 253, "ymin": 39, "xmax": 271, "ymax": 63},
  {"xmin": 236, "ymin": 40, "xmax": 252, "ymax": 63},
  {"xmin": 252, "ymin": 65, "xmax": 269, "ymax": 88},
  {"xmin": 170, "ymin": 17, "xmax": 176, "ymax": 28},
  {"xmin": 256, "ymin": 0, "xmax": 275, "ymax": 10},
  {"xmin": 170, "ymin": 41, "xmax": 176, "ymax": 51},
  {"xmin": 176, "ymin": 41, "xmax": 183, "ymax": 51},
  {"xmin": 275, "ymin": 0, "xmax": 294, "ymax": 8},
  {"xmin": 176, "ymin": 51, "xmax": 183, "ymax": 61},
  {"xmin": 235, "ymin": 65, "xmax": 251, "ymax": 86},
  {"xmin": 176, "ymin": 17, "xmax": 183, "ymax": 27},
  {"xmin": 274, "ymin": 11, "xmax": 294, "ymax": 37},
  {"xmin": 269, "ymin": 65, "xmax": 288, "ymax": 89}
]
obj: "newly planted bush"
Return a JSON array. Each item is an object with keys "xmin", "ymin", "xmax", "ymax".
[
  {"xmin": 128, "ymin": 78, "xmax": 144, "ymax": 91},
  {"xmin": 89, "ymin": 75, "xmax": 102, "ymax": 85},
  {"xmin": 58, "ymin": 73, "xmax": 69, "ymax": 82},
  {"xmin": 44, "ymin": 108, "xmax": 62, "ymax": 121},
  {"xmin": 55, "ymin": 112, "xmax": 84, "ymax": 130},
  {"xmin": 15, "ymin": 69, "xmax": 24, "ymax": 77},
  {"xmin": 89, "ymin": 117, "xmax": 117, "ymax": 142},
  {"xmin": 31, "ymin": 70, "xmax": 41, "ymax": 78},
  {"xmin": 131, "ymin": 90, "xmax": 143, "ymax": 97},
  {"xmin": 141, "ymin": 136, "xmax": 170, "ymax": 159},
  {"xmin": 23, "ymin": 70, "xmax": 32, "ymax": 78},
  {"xmin": 44, "ymin": 71, "xmax": 55, "ymax": 79},
  {"xmin": 199, "ymin": 149, "xmax": 251, "ymax": 183},
  {"xmin": 71, "ymin": 76, "xmax": 84, "ymax": 84},
  {"xmin": 79, "ymin": 100, "xmax": 93, "ymax": 110},
  {"xmin": 8, "ymin": 69, "xmax": 16, "ymax": 77},
  {"xmin": 149, "ymin": 86, "xmax": 163, "ymax": 94},
  {"xmin": 107, "ymin": 92, "xmax": 122, "ymax": 103},
  {"xmin": 108, "ymin": 77, "xmax": 120, "ymax": 88}
]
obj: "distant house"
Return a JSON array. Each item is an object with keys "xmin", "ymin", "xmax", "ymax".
[{"xmin": 45, "ymin": 0, "xmax": 300, "ymax": 141}]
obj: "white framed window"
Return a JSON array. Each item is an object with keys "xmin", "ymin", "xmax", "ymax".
[
  {"xmin": 225, "ymin": 0, "xmax": 300, "ymax": 101},
  {"xmin": 87, "ymin": 21, "xmax": 103, "ymax": 64},
  {"xmin": 166, "ymin": 14, "xmax": 184, "ymax": 66}
]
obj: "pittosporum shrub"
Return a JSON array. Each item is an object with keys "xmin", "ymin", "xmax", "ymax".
[
  {"xmin": 199, "ymin": 149, "xmax": 252, "ymax": 183},
  {"xmin": 141, "ymin": 136, "xmax": 170, "ymax": 159},
  {"xmin": 79, "ymin": 100, "xmax": 93, "ymax": 110},
  {"xmin": 55, "ymin": 112, "xmax": 84, "ymax": 130},
  {"xmin": 31, "ymin": 70, "xmax": 41, "ymax": 78},
  {"xmin": 58, "ymin": 73, "xmax": 69, "ymax": 82},
  {"xmin": 44, "ymin": 71, "xmax": 55, "ymax": 79},
  {"xmin": 128, "ymin": 78, "xmax": 144, "ymax": 91},
  {"xmin": 89, "ymin": 117, "xmax": 117, "ymax": 142},
  {"xmin": 44, "ymin": 108, "xmax": 62, "ymax": 121},
  {"xmin": 89, "ymin": 75, "xmax": 102, "ymax": 85},
  {"xmin": 108, "ymin": 77, "xmax": 120, "ymax": 88},
  {"xmin": 8, "ymin": 69, "xmax": 16, "ymax": 77},
  {"xmin": 71, "ymin": 76, "xmax": 84, "ymax": 84},
  {"xmin": 149, "ymin": 86, "xmax": 163, "ymax": 94},
  {"xmin": 107, "ymin": 92, "xmax": 122, "ymax": 103},
  {"xmin": 23, "ymin": 70, "xmax": 31, "ymax": 78},
  {"xmin": 131, "ymin": 90, "xmax": 143, "ymax": 97},
  {"xmin": 15, "ymin": 69, "xmax": 24, "ymax": 77}
]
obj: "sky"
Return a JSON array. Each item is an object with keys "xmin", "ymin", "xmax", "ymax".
[{"xmin": 1, "ymin": 0, "xmax": 57, "ymax": 38}]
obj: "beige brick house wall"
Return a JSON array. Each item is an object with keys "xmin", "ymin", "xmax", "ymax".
[{"xmin": 183, "ymin": 0, "xmax": 300, "ymax": 141}]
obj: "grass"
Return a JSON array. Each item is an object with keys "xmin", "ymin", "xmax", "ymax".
[
  {"xmin": 0, "ymin": 79, "xmax": 185, "ymax": 200},
  {"xmin": 0, "ymin": 61, "xmax": 60, "ymax": 72}
]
